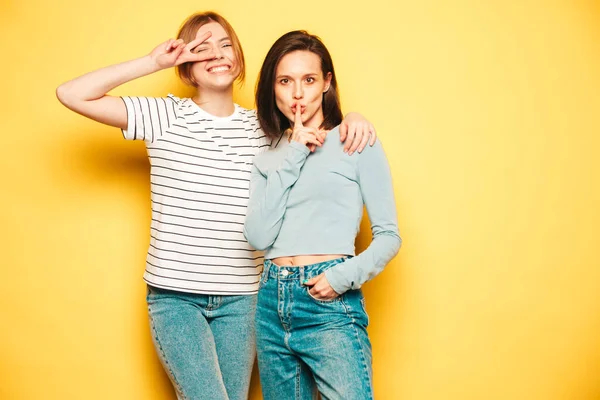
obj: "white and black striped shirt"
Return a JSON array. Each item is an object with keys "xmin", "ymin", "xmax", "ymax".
[{"xmin": 121, "ymin": 95, "xmax": 271, "ymax": 295}]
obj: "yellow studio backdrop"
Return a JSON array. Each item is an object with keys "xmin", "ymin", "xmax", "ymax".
[{"xmin": 1, "ymin": 0, "xmax": 599, "ymax": 399}]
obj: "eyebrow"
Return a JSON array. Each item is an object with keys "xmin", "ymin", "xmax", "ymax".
[
  {"xmin": 195, "ymin": 37, "xmax": 232, "ymax": 47},
  {"xmin": 275, "ymin": 73, "xmax": 319, "ymax": 79}
]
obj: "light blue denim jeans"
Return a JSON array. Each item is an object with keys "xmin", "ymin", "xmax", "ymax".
[
  {"xmin": 146, "ymin": 285, "xmax": 257, "ymax": 400},
  {"xmin": 256, "ymin": 258, "xmax": 373, "ymax": 400}
]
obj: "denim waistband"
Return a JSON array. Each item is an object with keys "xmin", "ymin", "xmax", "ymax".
[{"xmin": 263, "ymin": 257, "xmax": 348, "ymax": 282}]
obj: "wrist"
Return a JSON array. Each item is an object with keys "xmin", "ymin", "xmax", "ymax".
[
  {"xmin": 288, "ymin": 140, "xmax": 311, "ymax": 155},
  {"xmin": 143, "ymin": 54, "xmax": 165, "ymax": 73}
]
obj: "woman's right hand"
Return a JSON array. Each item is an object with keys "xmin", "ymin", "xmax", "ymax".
[
  {"xmin": 150, "ymin": 32, "xmax": 214, "ymax": 70},
  {"xmin": 289, "ymin": 106, "xmax": 325, "ymax": 152}
]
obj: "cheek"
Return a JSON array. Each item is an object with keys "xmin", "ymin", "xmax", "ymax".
[
  {"xmin": 274, "ymin": 87, "xmax": 287, "ymax": 107},
  {"xmin": 307, "ymin": 88, "xmax": 325, "ymax": 107},
  {"xmin": 274, "ymin": 88, "xmax": 292, "ymax": 117},
  {"xmin": 190, "ymin": 62, "xmax": 205, "ymax": 75},
  {"xmin": 225, "ymin": 48, "xmax": 237, "ymax": 64}
]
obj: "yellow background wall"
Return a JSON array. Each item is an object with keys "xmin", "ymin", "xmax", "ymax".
[{"xmin": 1, "ymin": 0, "xmax": 599, "ymax": 399}]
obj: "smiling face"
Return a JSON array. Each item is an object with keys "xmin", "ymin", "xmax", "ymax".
[
  {"xmin": 175, "ymin": 13, "xmax": 246, "ymax": 89},
  {"xmin": 187, "ymin": 22, "xmax": 240, "ymax": 91},
  {"xmin": 274, "ymin": 50, "xmax": 331, "ymax": 129}
]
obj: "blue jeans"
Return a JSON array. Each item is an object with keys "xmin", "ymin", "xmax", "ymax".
[
  {"xmin": 256, "ymin": 259, "xmax": 373, "ymax": 400},
  {"xmin": 146, "ymin": 285, "xmax": 257, "ymax": 400}
]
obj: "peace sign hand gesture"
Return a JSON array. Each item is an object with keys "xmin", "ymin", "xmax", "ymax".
[{"xmin": 149, "ymin": 31, "xmax": 215, "ymax": 70}]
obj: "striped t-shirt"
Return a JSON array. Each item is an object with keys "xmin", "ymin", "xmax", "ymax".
[{"xmin": 121, "ymin": 94, "xmax": 271, "ymax": 295}]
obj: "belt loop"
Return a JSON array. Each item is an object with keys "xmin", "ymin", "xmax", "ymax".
[{"xmin": 300, "ymin": 265, "xmax": 305, "ymax": 285}]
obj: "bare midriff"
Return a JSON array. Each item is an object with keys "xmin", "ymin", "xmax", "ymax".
[{"xmin": 270, "ymin": 254, "xmax": 346, "ymax": 267}]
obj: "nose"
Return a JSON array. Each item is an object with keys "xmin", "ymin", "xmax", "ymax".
[
  {"xmin": 206, "ymin": 45, "xmax": 224, "ymax": 60},
  {"xmin": 213, "ymin": 46, "xmax": 224, "ymax": 59},
  {"xmin": 293, "ymin": 83, "xmax": 303, "ymax": 100}
]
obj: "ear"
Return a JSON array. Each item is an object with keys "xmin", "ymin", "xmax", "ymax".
[{"xmin": 323, "ymin": 72, "xmax": 332, "ymax": 93}]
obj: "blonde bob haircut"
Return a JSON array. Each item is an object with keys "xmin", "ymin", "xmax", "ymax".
[{"xmin": 175, "ymin": 12, "xmax": 246, "ymax": 87}]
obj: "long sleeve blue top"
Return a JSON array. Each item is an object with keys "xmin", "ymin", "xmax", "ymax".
[{"xmin": 244, "ymin": 126, "xmax": 401, "ymax": 294}]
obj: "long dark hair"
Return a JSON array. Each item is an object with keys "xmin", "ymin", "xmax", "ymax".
[{"xmin": 255, "ymin": 30, "xmax": 343, "ymax": 139}]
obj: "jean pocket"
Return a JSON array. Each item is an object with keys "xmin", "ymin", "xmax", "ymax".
[
  {"xmin": 359, "ymin": 295, "xmax": 370, "ymax": 327},
  {"xmin": 258, "ymin": 272, "xmax": 268, "ymax": 290},
  {"xmin": 305, "ymin": 287, "xmax": 340, "ymax": 304}
]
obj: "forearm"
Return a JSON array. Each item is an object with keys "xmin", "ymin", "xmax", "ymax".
[
  {"xmin": 57, "ymin": 55, "xmax": 160, "ymax": 103},
  {"xmin": 325, "ymin": 139, "xmax": 401, "ymax": 294},
  {"xmin": 244, "ymin": 142, "xmax": 309, "ymax": 250},
  {"xmin": 56, "ymin": 55, "xmax": 163, "ymax": 129},
  {"xmin": 325, "ymin": 232, "xmax": 401, "ymax": 294}
]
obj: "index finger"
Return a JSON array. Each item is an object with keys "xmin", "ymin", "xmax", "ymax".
[
  {"xmin": 294, "ymin": 105, "xmax": 303, "ymax": 129},
  {"xmin": 185, "ymin": 31, "xmax": 213, "ymax": 52}
]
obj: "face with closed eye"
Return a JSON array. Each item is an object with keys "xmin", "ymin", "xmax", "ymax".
[
  {"xmin": 274, "ymin": 50, "xmax": 331, "ymax": 129},
  {"xmin": 189, "ymin": 22, "xmax": 239, "ymax": 91}
]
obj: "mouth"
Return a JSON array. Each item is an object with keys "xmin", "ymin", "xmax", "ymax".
[
  {"xmin": 291, "ymin": 104, "xmax": 306, "ymax": 113},
  {"xmin": 207, "ymin": 64, "xmax": 232, "ymax": 73}
]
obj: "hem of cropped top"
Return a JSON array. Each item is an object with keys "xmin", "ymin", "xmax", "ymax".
[
  {"xmin": 264, "ymin": 247, "xmax": 356, "ymax": 260},
  {"xmin": 266, "ymin": 256, "xmax": 350, "ymax": 268},
  {"xmin": 270, "ymin": 253, "xmax": 347, "ymax": 265}
]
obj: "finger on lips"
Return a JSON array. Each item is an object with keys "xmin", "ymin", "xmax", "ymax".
[{"xmin": 294, "ymin": 105, "xmax": 303, "ymax": 128}]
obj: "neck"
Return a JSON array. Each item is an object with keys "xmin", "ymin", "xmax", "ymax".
[{"xmin": 192, "ymin": 86, "xmax": 235, "ymax": 117}]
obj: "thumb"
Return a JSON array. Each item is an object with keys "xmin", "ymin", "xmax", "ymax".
[
  {"xmin": 303, "ymin": 276, "xmax": 318, "ymax": 286},
  {"xmin": 294, "ymin": 105, "xmax": 303, "ymax": 129}
]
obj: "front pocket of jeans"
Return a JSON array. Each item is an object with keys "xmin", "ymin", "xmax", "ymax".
[
  {"xmin": 359, "ymin": 295, "xmax": 370, "ymax": 326},
  {"xmin": 257, "ymin": 273, "xmax": 268, "ymax": 289},
  {"xmin": 306, "ymin": 287, "xmax": 339, "ymax": 304},
  {"xmin": 360, "ymin": 296, "xmax": 367, "ymax": 312}
]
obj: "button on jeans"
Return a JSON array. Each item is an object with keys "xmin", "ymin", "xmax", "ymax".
[{"xmin": 256, "ymin": 258, "xmax": 373, "ymax": 400}]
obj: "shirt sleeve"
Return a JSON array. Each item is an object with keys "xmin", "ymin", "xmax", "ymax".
[
  {"xmin": 243, "ymin": 141, "xmax": 310, "ymax": 250},
  {"xmin": 120, "ymin": 96, "xmax": 178, "ymax": 142},
  {"xmin": 325, "ymin": 139, "xmax": 402, "ymax": 294}
]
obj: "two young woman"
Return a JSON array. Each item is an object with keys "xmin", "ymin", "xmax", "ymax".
[
  {"xmin": 245, "ymin": 31, "xmax": 401, "ymax": 400},
  {"xmin": 56, "ymin": 11, "xmax": 379, "ymax": 400}
]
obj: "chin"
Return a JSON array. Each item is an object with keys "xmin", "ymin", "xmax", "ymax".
[{"xmin": 198, "ymin": 75, "xmax": 237, "ymax": 91}]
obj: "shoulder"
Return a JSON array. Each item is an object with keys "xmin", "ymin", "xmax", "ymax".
[
  {"xmin": 236, "ymin": 105, "xmax": 256, "ymax": 116},
  {"xmin": 253, "ymin": 134, "xmax": 286, "ymax": 167},
  {"xmin": 166, "ymin": 94, "xmax": 183, "ymax": 104},
  {"xmin": 322, "ymin": 125, "xmax": 351, "ymax": 158},
  {"xmin": 234, "ymin": 105, "xmax": 266, "ymax": 136},
  {"xmin": 236, "ymin": 105, "xmax": 259, "ymax": 124}
]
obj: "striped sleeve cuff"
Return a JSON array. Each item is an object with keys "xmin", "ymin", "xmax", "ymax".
[{"xmin": 120, "ymin": 96, "xmax": 137, "ymax": 140}]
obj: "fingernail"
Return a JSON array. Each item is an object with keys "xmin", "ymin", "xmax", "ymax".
[{"xmin": 302, "ymin": 280, "xmax": 308, "ymax": 285}]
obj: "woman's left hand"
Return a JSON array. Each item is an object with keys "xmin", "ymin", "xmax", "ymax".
[
  {"xmin": 304, "ymin": 273, "xmax": 340, "ymax": 300},
  {"xmin": 339, "ymin": 112, "xmax": 377, "ymax": 156}
]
